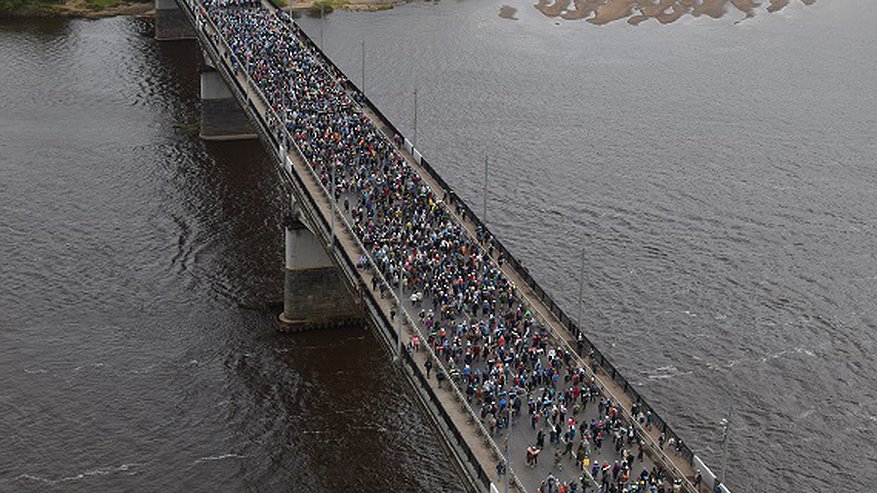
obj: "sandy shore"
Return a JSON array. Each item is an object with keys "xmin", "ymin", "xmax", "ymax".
[{"xmin": 534, "ymin": 0, "xmax": 818, "ymax": 25}]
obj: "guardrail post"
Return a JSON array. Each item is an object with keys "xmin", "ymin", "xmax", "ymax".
[{"xmin": 191, "ymin": 3, "xmax": 713, "ymax": 489}]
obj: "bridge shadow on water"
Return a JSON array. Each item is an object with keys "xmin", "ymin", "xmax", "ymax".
[
  {"xmin": 147, "ymin": 31, "xmax": 470, "ymax": 492},
  {"xmin": 219, "ymin": 321, "xmax": 468, "ymax": 491}
]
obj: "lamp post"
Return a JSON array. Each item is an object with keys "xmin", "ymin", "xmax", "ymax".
[
  {"xmin": 361, "ymin": 40, "xmax": 366, "ymax": 96},
  {"xmin": 245, "ymin": 54, "xmax": 251, "ymax": 104},
  {"xmin": 504, "ymin": 399, "xmax": 511, "ymax": 493},
  {"xmin": 483, "ymin": 156, "xmax": 488, "ymax": 225},
  {"xmin": 330, "ymin": 160, "xmax": 336, "ymax": 247},
  {"xmin": 720, "ymin": 404, "xmax": 732, "ymax": 487},
  {"xmin": 396, "ymin": 272, "xmax": 403, "ymax": 361},
  {"xmin": 577, "ymin": 247, "xmax": 585, "ymax": 330},
  {"xmin": 412, "ymin": 86, "xmax": 418, "ymax": 148},
  {"xmin": 319, "ymin": 5, "xmax": 325, "ymax": 50}
]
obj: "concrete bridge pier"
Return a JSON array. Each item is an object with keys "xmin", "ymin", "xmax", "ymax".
[
  {"xmin": 199, "ymin": 68, "xmax": 257, "ymax": 141},
  {"xmin": 154, "ymin": 0, "xmax": 195, "ymax": 41},
  {"xmin": 279, "ymin": 210, "xmax": 361, "ymax": 331}
]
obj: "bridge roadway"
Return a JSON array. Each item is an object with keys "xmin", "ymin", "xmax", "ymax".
[{"xmin": 176, "ymin": 0, "xmax": 713, "ymax": 491}]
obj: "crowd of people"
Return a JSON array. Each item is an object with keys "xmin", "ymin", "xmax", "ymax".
[{"xmin": 196, "ymin": 1, "xmax": 696, "ymax": 491}]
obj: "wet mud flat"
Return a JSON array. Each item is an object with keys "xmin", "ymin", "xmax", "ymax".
[{"xmin": 532, "ymin": 0, "xmax": 817, "ymax": 25}]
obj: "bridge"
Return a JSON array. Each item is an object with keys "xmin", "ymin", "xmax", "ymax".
[{"xmin": 153, "ymin": 2, "xmax": 730, "ymax": 492}]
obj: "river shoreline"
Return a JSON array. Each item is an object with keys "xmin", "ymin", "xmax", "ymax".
[
  {"xmin": 0, "ymin": 0, "xmax": 152, "ymax": 19},
  {"xmin": 286, "ymin": 0, "xmax": 402, "ymax": 13},
  {"xmin": 0, "ymin": 0, "xmax": 401, "ymax": 19}
]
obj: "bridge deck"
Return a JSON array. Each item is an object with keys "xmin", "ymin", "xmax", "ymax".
[
  {"xmin": 360, "ymin": 103, "xmax": 697, "ymax": 492},
  {"xmin": 356, "ymin": 88, "xmax": 702, "ymax": 491},
  {"xmin": 183, "ymin": 0, "xmax": 711, "ymax": 491}
]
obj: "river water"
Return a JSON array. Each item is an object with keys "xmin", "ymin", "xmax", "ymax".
[
  {"xmin": 0, "ymin": 1, "xmax": 875, "ymax": 492},
  {"xmin": 0, "ymin": 16, "xmax": 464, "ymax": 493},
  {"xmin": 295, "ymin": 1, "xmax": 877, "ymax": 491}
]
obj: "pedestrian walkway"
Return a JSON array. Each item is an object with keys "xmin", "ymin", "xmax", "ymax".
[{"xmin": 188, "ymin": 0, "xmax": 713, "ymax": 490}]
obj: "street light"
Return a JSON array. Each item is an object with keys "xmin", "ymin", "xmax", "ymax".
[
  {"xmin": 330, "ymin": 160, "xmax": 336, "ymax": 247},
  {"xmin": 245, "ymin": 54, "xmax": 251, "ymax": 104},
  {"xmin": 720, "ymin": 406, "xmax": 732, "ymax": 486},
  {"xmin": 577, "ymin": 247, "xmax": 585, "ymax": 331},
  {"xmin": 483, "ymin": 156, "xmax": 488, "ymax": 226},
  {"xmin": 395, "ymin": 272, "xmax": 403, "ymax": 362},
  {"xmin": 319, "ymin": 5, "xmax": 327, "ymax": 52},
  {"xmin": 504, "ymin": 398, "xmax": 511, "ymax": 493},
  {"xmin": 412, "ymin": 86, "xmax": 418, "ymax": 148}
]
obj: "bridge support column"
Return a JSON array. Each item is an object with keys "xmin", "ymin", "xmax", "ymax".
[
  {"xmin": 279, "ymin": 213, "xmax": 360, "ymax": 331},
  {"xmin": 155, "ymin": 0, "xmax": 195, "ymax": 41},
  {"xmin": 200, "ymin": 68, "xmax": 257, "ymax": 141}
]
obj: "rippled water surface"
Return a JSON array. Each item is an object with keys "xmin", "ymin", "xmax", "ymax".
[
  {"xmin": 0, "ymin": 17, "xmax": 464, "ymax": 492},
  {"xmin": 3, "ymin": 2, "xmax": 877, "ymax": 491},
  {"xmin": 296, "ymin": 1, "xmax": 877, "ymax": 491}
]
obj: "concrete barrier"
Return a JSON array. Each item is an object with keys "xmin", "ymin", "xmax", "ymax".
[{"xmin": 694, "ymin": 455, "xmax": 731, "ymax": 492}]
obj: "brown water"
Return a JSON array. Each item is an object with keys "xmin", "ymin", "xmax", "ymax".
[
  {"xmin": 297, "ymin": 1, "xmax": 877, "ymax": 491},
  {"xmin": 0, "ymin": 17, "xmax": 464, "ymax": 492},
  {"xmin": 2, "ymin": 1, "xmax": 877, "ymax": 491}
]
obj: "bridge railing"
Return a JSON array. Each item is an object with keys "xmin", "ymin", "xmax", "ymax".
[
  {"xmin": 279, "ymin": 15, "xmax": 704, "ymax": 492},
  {"xmin": 189, "ymin": 2, "xmax": 709, "ymax": 490},
  {"xmin": 278, "ymin": 9, "xmax": 704, "ymax": 491},
  {"xmin": 186, "ymin": 4, "xmax": 528, "ymax": 489}
]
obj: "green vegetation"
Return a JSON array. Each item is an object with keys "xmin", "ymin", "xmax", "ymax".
[
  {"xmin": 84, "ymin": 0, "xmax": 122, "ymax": 9},
  {"xmin": 173, "ymin": 122, "xmax": 200, "ymax": 133},
  {"xmin": 0, "ymin": 0, "xmax": 60, "ymax": 14},
  {"xmin": 363, "ymin": 2, "xmax": 393, "ymax": 10},
  {"xmin": 311, "ymin": 0, "xmax": 345, "ymax": 15},
  {"xmin": 0, "ymin": 0, "xmax": 149, "ymax": 15}
]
